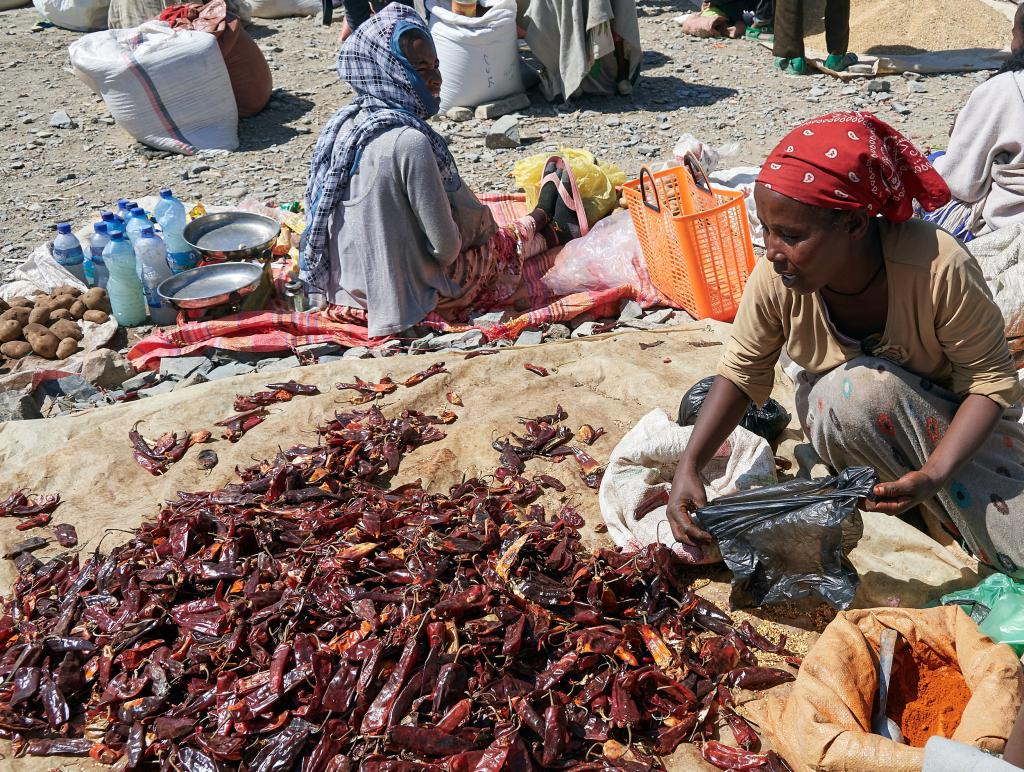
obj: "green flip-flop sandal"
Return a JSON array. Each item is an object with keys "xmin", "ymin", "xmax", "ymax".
[{"xmin": 824, "ymin": 52, "xmax": 859, "ymax": 72}]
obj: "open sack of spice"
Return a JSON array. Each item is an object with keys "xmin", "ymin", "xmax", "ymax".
[
  {"xmin": 755, "ymin": 606, "xmax": 1024, "ymax": 772},
  {"xmin": 695, "ymin": 467, "xmax": 879, "ymax": 611}
]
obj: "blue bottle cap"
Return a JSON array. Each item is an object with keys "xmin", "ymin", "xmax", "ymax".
[
  {"xmin": 110, "ymin": 231, "xmax": 126, "ymax": 241},
  {"xmin": 94, "ymin": 222, "xmax": 108, "ymax": 234},
  {"xmin": 117, "ymin": 199, "xmax": 129, "ymax": 210},
  {"xmin": 141, "ymin": 227, "xmax": 155, "ymax": 238},
  {"xmin": 56, "ymin": 223, "xmax": 71, "ymax": 234},
  {"xmin": 130, "ymin": 207, "xmax": 146, "ymax": 217},
  {"xmin": 126, "ymin": 201, "xmax": 138, "ymax": 210},
  {"xmin": 160, "ymin": 189, "xmax": 173, "ymax": 198},
  {"xmin": 100, "ymin": 211, "xmax": 115, "ymax": 222}
]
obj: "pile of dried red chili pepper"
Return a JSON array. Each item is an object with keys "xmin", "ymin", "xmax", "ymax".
[{"xmin": 0, "ymin": 400, "xmax": 796, "ymax": 771}]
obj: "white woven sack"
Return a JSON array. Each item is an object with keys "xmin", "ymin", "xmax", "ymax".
[
  {"xmin": 429, "ymin": 0, "xmax": 523, "ymax": 111},
  {"xmin": 248, "ymin": 0, "xmax": 317, "ymax": 19},
  {"xmin": 598, "ymin": 409, "xmax": 777, "ymax": 553},
  {"xmin": 69, "ymin": 22, "xmax": 238, "ymax": 155},
  {"xmin": 33, "ymin": 0, "xmax": 109, "ymax": 31}
]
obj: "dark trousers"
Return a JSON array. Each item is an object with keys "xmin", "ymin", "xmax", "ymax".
[
  {"xmin": 773, "ymin": 0, "xmax": 849, "ymax": 59},
  {"xmin": 343, "ymin": 0, "xmax": 414, "ymax": 29},
  {"xmin": 754, "ymin": 0, "xmax": 773, "ymax": 23}
]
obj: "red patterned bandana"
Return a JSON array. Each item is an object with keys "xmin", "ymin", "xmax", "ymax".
[{"xmin": 757, "ymin": 111, "xmax": 950, "ymax": 222}]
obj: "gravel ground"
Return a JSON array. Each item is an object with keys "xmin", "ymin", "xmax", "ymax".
[{"xmin": 0, "ymin": 0, "xmax": 1003, "ymax": 281}]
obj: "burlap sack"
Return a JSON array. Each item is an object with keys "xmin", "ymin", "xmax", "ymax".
[{"xmin": 760, "ymin": 606, "xmax": 1024, "ymax": 772}]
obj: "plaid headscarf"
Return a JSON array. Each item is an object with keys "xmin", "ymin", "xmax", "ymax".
[{"xmin": 301, "ymin": 4, "xmax": 460, "ymax": 291}]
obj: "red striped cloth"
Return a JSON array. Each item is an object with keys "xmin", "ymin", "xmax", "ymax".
[{"xmin": 128, "ymin": 194, "xmax": 663, "ymax": 371}]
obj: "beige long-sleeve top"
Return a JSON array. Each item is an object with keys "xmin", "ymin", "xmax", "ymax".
[{"xmin": 717, "ymin": 218, "xmax": 1024, "ymax": 408}]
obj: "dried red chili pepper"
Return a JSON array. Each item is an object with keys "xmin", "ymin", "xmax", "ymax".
[
  {"xmin": 402, "ymin": 362, "xmax": 447, "ymax": 387},
  {"xmin": 336, "ymin": 376, "xmax": 398, "ymax": 404},
  {"xmin": 729, "ymin": 667, "xmax": 796, "ymax": 691},
  {"xmin": 523, "ymin": 363, "xmax": 549, "ymax": 377},
  {"xmin": 700, "ymin": 741, "xmax": 786, "ymax": 771}
]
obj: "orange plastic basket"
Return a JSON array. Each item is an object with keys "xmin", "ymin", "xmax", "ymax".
[{"xmin": 622, "ymin": 156, "xmax": 756, "ymax": 322}]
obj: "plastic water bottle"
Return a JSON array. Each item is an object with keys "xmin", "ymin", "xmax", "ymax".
[
  {"xmin": 154, "ymin": 188, "xmax": 179, "ymax": 225},
  {"xmin": 156, "ymin": 194, "xmax": 197, "ymax": 273},
  {"xmin": 125, "ymin": 207, "xmax": 150, "ymax": 248},
  {"xmin": 87, "ymin": 222, "xmax": 111, "ymax": 288},
  {"xmin": 136, "ymin": 227, "xmax": 177, "ymax": 326},
  {"xmin": 101, "ymin": 210, "xmax": 124, "ymax": 239},
  {"xmin": 52, "ymin": 223, "xmax": 87, "ymax": 283},
  {"xmin": 102, "ymin": 232, "xmax": 147, "ymax": 326}
]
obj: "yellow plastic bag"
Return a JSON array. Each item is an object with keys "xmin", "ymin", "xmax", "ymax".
[{"xmin": 513, "ymin": 148, "xmax": 626, "ymax": 226}]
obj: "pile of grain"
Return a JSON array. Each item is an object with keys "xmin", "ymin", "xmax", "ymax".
[{"xmin": 804, "ymin": 0, "xmax": 1011, "ymax": 56}]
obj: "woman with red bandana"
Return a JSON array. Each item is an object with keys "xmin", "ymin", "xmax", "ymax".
[{"xmin": 667, "ymin": 111, "xmax": 1024, "ymax": 577}]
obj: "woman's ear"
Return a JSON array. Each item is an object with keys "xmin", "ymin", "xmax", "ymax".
[{"xmin": 844, "ymin": 209, "xmax": 872, "ymax": 239}]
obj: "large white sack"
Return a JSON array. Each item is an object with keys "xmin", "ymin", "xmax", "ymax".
[
  {"xmin": 68, "ymin": 21, "xmax": 239, "ymax": 155},
  {"xmin": 429, "ymin": 0, "xmax": 523, "ymax": 111},
  {"xmin": 598, "ymin": 408, "xmax": 777, "ymax": 554},
  {"xmin": 33, "ymin": 0, "xmax": 108, "ymax": 31},
  {"xmin": 248, "ymin": 0, "xmax": 316, "ymax": 19}
]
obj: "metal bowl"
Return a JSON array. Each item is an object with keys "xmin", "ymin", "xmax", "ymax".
[
  {"xmin": 157, "ymin": 262, "xmax": 265, "ymax": 310},
  {"xmin": 183, "ymin": 211, "xmax": 281, "ymax": 262}
]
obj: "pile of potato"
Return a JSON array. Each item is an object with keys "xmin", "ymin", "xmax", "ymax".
[{"xmin": 0, "ymin": 286, "xmax": 111, "ymax": 362}]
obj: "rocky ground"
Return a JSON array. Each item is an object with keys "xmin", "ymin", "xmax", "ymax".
[{"xmin": 0, "ymin": 0, "xmax": 1008, "ymax": 281}]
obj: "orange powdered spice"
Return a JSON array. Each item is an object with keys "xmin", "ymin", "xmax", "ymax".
[{"xmin": 886, "ymin": 644, "xmax": 972, "ymax": 748}]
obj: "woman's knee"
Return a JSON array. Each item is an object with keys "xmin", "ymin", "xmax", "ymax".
[{"xmin": 807, "ymin": 358, "xmax": 920, "ymax": 435}]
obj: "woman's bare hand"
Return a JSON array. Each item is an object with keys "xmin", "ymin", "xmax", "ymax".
[{"xmin": 666, "ymin": 459, "xmax": 712, "ymax": 546}]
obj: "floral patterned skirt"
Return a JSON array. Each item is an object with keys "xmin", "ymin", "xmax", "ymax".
[{"xmin": 794, "ymin": 356, "xmax": 1024, "ymax": 576}]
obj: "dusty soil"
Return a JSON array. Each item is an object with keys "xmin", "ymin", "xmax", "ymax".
[{"xmin": 0, "ymin": 0, "xmax": 1013, "ymax": 281}]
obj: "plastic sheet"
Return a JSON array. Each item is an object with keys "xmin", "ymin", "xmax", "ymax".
[
  {"xmin": 678, "ymin": 375, "xmax": 791, "ymax": 445},
  {"xmin": 941, "ymin": 573, "xmax": 1024, "ymax": 624},
  {"xmin": 696, "ymin": 467, "xmax": 879, "ymax": 610},
  {"xmin": 513, "ymin": 148, "xmax": 626, "ymax": 226}
]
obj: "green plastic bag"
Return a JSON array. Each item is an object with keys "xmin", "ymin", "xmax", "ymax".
[
  {"xmin": 941, "ymin": 573, "xmax": 1024, "ymax": 621},
  {"xmin": 979, "ymin": 594, "xmax": 1024, "ymax": 655}
]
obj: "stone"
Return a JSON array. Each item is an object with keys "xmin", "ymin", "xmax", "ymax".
[
  {"xmin": 604, "ymin": 116, "xmax": 621, "ymax": 127},
  {"xmin": 297, "ymin": 342, "xmax": 343, "ymax": 358},
  {"xmin": 172, "ymin": 372, "xmax": 208, "ymax": 391},
  {"xmin": 515, "ymin": 330, "xmax": 543, "ymax": 347},
  {"xmin": 474, "ymin": 92, "xmax": 530, "ymax": 120},
  {"xmin": 259, "ymin": 355, "xmax": 301, "ymax": 372},
  {"xmin": 0, "ymin": 391, "xmax": 41, "ymax": 421},
  {"xmin": 446, "ymin": 106, "xmax": 474, "ymax": 122},
  {"xmin": 644, "ymin": 308, "xmax": 675, "ymax": 325},
  {"xmin": 222, "ymin": 186, "xmax": 249, "ymax": 200},
  {"xmin": 470, "ymin": 310, "xmax": 508, "ymax": 328},
  {"xmin": 122, "ymin": 370, "xmax": 158, "ymax": 392},
  {"xmin": 372, "ymin": 340, "xmax": 404, "ymax": 357},
  {"xmin": 138, "ymin": 380, "xmax": 175, "ymax": 398},
  {"xmin": 906, "ymin": 81, "xmax": 927, "ymax": 94},
  {"xmin": 81, "ymin": 348, "xmax": 134, "ymax": 388},
  {"xmin": 343, "ymin": 346, "xmax": 372, "ymax": 359},
  {"xmin": 49, "ymin": 110, "xmax": 74, "ymax": 129},
  {"xmin": 408, "ymin": 335, "xmax": 435, "ymax": 355},
  {"xmin": 56, "ymin": 375, "xmax": 98, "ymax": 402},
  {"xmin": 485, "ymin": 115, "xmax": 521, "ymax": 149},
  {"xmin": 891, "ymin": 102, "xmax": 912, "ymax": 115},
  {"xmin": 431, "ymin": 330, "xmax": 485, "ymax": 350},
  {"xmin": 206, "ymin": 361, "xmax": 256, "ymax": 380},
  {"xmin": 545, "ymin": 324, "xmax": 571, "ymax": 340},
  {"xmin": 571, "ymin": 322, "xmax": 600, "ymax": 338},
  {"xmin": 618, "ymin": 300, "xmax": 643, "ymax": 321},
  {"xmin": 807, "ymin": 86, "xmax": 826, "ymax": 98},
  {"xmin": 317, "ymin": 354, "xmax": 345, "ymax": 364},
  {"xmin": 159, "ymin": 355, "xmax": 210, "ymax": 381},
  {"xmin": 866, "ymin": 80, "xmax": 891, "ymax": 93}
]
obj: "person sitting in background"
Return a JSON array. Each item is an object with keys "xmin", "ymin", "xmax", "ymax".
[
  {"xmin": 304, "ymin": 4, "xmax": 587, "ymax": 338},
  {"xmin": 667, "ymin": 112, "xmax": 1024, "ymax": 577},
  {"xmin": 921, "ymin": 4, "xmax": 1024, "ymax": 242},
  {"xmin": 773, "ymin": 0, "xmax": 854, "ymax": 74},
  {"xmin": 681, "ymin": 0, "xmax": 772, "ymax": 39}
]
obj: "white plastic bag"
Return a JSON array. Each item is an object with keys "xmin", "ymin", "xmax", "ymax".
[
  {"xmin": 69, "ymin": 22, "xmax": 238, "ymax": 155},
  {"xmin": 429, "ymin": 0, "xmax": 523, "ymax": 111},
  {"xmin": 248, "ymin": 0, "xmax": 316, "ymax": 19},
  {"xmin": 598, "ymin": 409, "xmax": 777, "ymax": 553},
  {"xmin": 33, "ymin": 0, "xmax": 109, "ymax": 31}
]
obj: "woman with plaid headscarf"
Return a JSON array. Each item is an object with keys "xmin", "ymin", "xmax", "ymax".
[
  {"xmin": 302, "ymin": 4, "xmax": 587, "ymax": 339},
  {"xmin": 665, "ymin": 112, "xmax": 1024, "ymax": 579}
]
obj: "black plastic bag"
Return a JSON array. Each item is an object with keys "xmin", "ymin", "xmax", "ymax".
[
  {"xmin": 695, "ymin": 467, "xmax": 879, "ymax": 611},
  {"xmin": 677, "ymin": 376, "xmax": 791, "ymax": 445}
]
